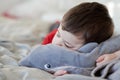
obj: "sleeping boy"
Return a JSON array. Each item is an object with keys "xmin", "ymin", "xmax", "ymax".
[{"xmin": 19, "ymin": 2, "xmax": 115, "ymax": 76}]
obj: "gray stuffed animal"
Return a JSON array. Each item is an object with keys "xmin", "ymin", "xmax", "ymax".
[{"xmin": 19, "ymin": 35, "xmax": 120, "ymax": 76}]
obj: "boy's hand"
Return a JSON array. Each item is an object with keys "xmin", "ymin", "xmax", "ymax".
[
  {"xmin": 96, "ymin": 54, "xmax": 117, "ymax": 66},
  {"xmin": 54, "ymin": 70, "xmax": 68, "ymax": 76}
]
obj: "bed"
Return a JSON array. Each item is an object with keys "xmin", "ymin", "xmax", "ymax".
[{"xmin": 0, "ymin": 17, "xmax": 120, "ymax": 80}]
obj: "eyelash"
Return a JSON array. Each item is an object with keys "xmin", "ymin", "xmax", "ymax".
[
  {"xmin": 56, "ymin": 31, "xmax": 73, "ymax": 48},
  {"xmin": 64, "ymin": 43, "xmax": 73, "ymax": 48}
]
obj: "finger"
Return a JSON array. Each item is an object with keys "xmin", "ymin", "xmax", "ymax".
[
  {"xmin": 54, "ymin": 70, "xmax": 67, "ymax": 76},
  {"xmin": 96, "ymin": 59, "xmax": 108, "ymax": 66},
  {"xmin": 96, "ymin": 55, "xmax": 105, "ymax": 63}
]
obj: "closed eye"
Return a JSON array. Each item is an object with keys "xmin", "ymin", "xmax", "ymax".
[
  {"xmin": 64, "ymin": 43, "xmax": 73, "ymax": 48},
  {"xmin": 63, "ymin": 41, "xmax": 73, "ymax": 48}
]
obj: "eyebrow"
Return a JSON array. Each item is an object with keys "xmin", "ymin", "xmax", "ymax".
[{"xmin": 63, "ymin": 39, "xmax": 74, "ymax": 47}]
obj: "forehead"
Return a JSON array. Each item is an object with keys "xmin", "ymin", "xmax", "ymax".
[{"xmin": 58, "ymin": 26, "xmax": 84, "ymax": 45}]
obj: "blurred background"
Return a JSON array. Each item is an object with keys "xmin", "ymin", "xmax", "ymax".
[{"xmin": 0, "ymin": 0, "xmax": 120, "ymax": 46}]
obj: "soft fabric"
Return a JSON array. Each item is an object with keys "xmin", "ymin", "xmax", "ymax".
[
  {"xmin": 0, "ymin": 40, "xmax": 55, "ymax": 80},
  {"xmin": 53, "ymin": 74, "xmax": 107, "ymax": 80},
  {"xmin": 19, "ymin": 35, "xmax": 120, "ymax": 76},
  {"xmin": 19, "ymin": 42, "xmax": 98, "ymax": 75},
  {"xmin": 91, "ymin": 57, "xmax": 120, "ymax": 80},
  {"xmin": 0, "ymin": 66, "xmax": 54, "ymax": 80}
]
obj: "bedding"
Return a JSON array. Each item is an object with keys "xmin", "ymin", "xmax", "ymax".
[
  {"xmin": 0, "ymin": 40, "xmax": 55, "ymax": 80},
  {"xmin": 91, "ymin": 56, "xmax": 120, "ymax": 80},
  {"xmin": 54, "ymin": 74, "xmax": 106, "ymax": 80},
  {"xmin": 0, "ymin": 35, "xmax": 120, "ymax": 80}
]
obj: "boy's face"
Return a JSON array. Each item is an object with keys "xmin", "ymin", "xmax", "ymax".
[{"xmin": 52, "ymin": 25, "xmax": 85, "ymax": 50}]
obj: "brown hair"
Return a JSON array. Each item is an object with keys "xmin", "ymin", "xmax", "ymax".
[{"xmin": 61, "ymin": 2, "xmax": 114, "ymax": 44}]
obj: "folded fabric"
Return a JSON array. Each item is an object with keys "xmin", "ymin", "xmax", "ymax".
[
  {"xmin": 91, "ymin": 57, "xmax": 120, "ymax": 80},
  {"xmin": 19, "ymin": 35, "xmax": 120, "ymax": 76}
]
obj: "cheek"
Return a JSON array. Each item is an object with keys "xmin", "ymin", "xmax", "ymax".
[
  {"xmin": 52, "ymin": 36, "xmax": 57, "ymax": 44},
  {"xmin": 52, "ymin": 35, "xmax": 63, "ymax": 46}
]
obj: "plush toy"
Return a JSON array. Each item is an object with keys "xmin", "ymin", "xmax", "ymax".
[{"xmin": 19, "ymin": 35, "xmax": 120, "ymax": 76}]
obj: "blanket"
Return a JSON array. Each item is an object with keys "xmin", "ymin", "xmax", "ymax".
[
  {"xmin": 53, "ymin": 74, "xmax": 107, "ymax": 80},
  {"xmin": 91, "ymin": 57, "xmax": 120, "ymax": 80},
  {"xmin": 0, "ymin": 36, "xmax": 120, "ymax": 80},
  {"xmin": 19, "ymin": 35, "xmax": 120, "ymax": 76},
  {"xmin": 0, "ymin": 40, "xmax": 55, "ymax": 80}
]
